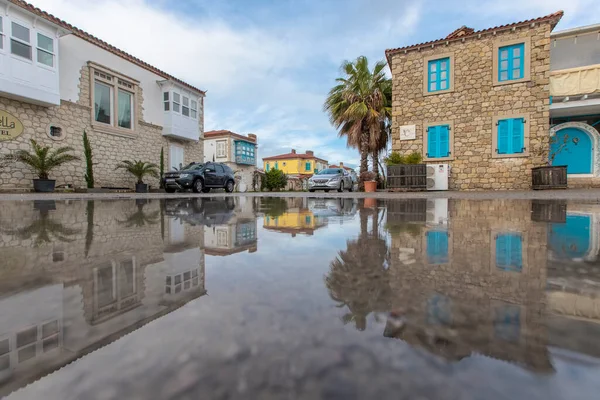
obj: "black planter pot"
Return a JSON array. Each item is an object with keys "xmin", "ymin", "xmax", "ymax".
[
  {"xmin": 135, "ymin": 183, "xmax": 148, "ymax": 193},
  {"xmin": 33, "ymin": 179, "xmax": 56, "ymax": 193}
]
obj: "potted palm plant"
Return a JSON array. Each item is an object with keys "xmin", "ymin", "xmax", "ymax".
[
  {"xmin": 9, "ymin": 139, "xmax": 79, "ymax": 192},
  {"xmin": 116, "ymin": 160, "xmax": 159, "ymax": 193}
]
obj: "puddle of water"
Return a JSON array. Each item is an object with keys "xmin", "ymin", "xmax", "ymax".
[{"xmin": 1, "ymin": 197, "xmax": 600, "ymax": 399}]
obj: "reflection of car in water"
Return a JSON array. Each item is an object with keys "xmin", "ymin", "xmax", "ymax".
[
  {"xmin": 164, "ymin": 198, "xmax": 236, "ymax": 226},
  {"xmin": 307, "ymin": 198, "xmax": 358, "ymax": 218}
]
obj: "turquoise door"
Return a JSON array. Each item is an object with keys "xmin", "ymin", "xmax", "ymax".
[
  {"xmin": 549, "ymin": 215, "xmax": 591, "ymax": 260},
  {"xmin": 551, "ymin": 128, "xmax": 592, "ymax": 174}
]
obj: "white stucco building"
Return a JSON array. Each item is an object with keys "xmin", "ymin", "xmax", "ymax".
[
  {"xmin": 0, "ymin": 0, "xmax": 206, "ymax": 190},
  {"xmin": 204, "ymin": 130, "xmax": 258, "ymax": 191}
]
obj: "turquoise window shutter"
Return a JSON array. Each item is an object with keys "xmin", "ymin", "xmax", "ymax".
[
  {"xmin": 496, "ymin": 234, "xmax": 523, "ymax": 271},
  {"xmin": 266, "ymin": 163, "xmax": 270, "ymax": 172},
  {"xmin": 306, "ymin": 162, "xmax": 311, "ymax": 171},
  {"xmin": 439, "ymin": 125, "xmax": 450, "ymax": 157},
  {"xmin": 427, "ymin": 58, "xmax": 450, "ymax": 92},
  {"xmin": 426, "ymin": 231, "xmax": 449, "ymax": 264},
  {"xmin": 428, "ymin": 126, "xmax": 438, "ymax": 157},
  {"xmin": 511, "ymin": 118, "xmax": 524, "ymax": 153},
  {"xmin": 498, "ymin": 43, "xmax": 525, "ymax": 81},
  {"xmin": 497, "ymin": 120, "xmax": 509, "ymax": 154}
]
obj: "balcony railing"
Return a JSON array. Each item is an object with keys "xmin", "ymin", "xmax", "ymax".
[
  {"xmin": 550, "ymin": 64, "xmax": 600, "ymax": 97},
  {"xmin": 235, "ymin": 155, "xmax": 256, "ymax": 165}
]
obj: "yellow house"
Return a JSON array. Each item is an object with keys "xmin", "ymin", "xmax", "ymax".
[
  {"xmin": 263, "ymin": 209, "xmax": 327, "ymax": 236},
  {"xmin": 263, "ymin": 149, "xmax": 328, "ymax": 176}
]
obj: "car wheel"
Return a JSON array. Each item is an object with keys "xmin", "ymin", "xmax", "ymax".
[
  {"xmin": 348, "ymin": 183, "xmax": 354, "ymax": 192},
  {"xmin": 338, "ymin": 181, "xmax": 344, "ymax": 193},
  {"xmin": 225, "ymin": 180, "xmax": 235, "ymax": 193},
  {"xmin": 165, "ymin": 187, "xmax": 176, "ymax": 193},
  {"xmin": 202, "ymin": 188, "xmax": 211, "ymax": 193},
  {"xmin": 192, "ymin": 179, "xmax": 203, "ymax": 193}
]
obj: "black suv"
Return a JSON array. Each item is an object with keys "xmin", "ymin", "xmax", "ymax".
[{"xmin": 163, "ymin": 162, "xmax": 236, "ymax": 193}]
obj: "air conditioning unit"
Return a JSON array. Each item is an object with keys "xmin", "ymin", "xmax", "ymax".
[
  {"xmin": 426, "ymin": 164, "xmax": 449, "ymax": 191},
  {"xmin": 426, "ymin": 198, "xmax": 448, "ymax": 225}
]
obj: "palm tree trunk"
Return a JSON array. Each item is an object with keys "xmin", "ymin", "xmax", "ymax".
[
  {"xmin": 372, "ymin": 149, "xmax": 379, "ymax": 185},
  {"xmin": 372, "ymin": 207, "xmax": 379, "ymax": 239},
  {"xmin": 359, "ymin": 130, "xmax": 369, "ymax": 191},
  {"xmin": 359, "ymin": 206, "xmax": 368, "ymax": 238}
]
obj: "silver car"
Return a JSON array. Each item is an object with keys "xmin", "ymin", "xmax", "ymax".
[{"xmin": 308, "ymin": 168, "xmax": 354, "ymax": 192}]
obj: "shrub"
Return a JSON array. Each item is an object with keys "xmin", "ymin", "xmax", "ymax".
[
  {"xmin": 385, "ymin": 151, "xmax": 422, "ymax": 165},
  {"xmin": 115, "ymin": 160, "xmax": 159, "ymax": 184},
  {"xmin": 360, "ymin": 171, "xmax": 376, "ymax": 181},
  {"xmin": 264, "ymin": 168, "xmax": 288, "ymax": 191},
  {"xmin": 12, "ymin": 139, "xmax": 79, "ymax": 180},
  {"xmin": 159, "ymin": 147, "xmax": 165, "ymax": 189},
  {"xmin": 83, "ymin": 130, "xmax": 94, "ymax": 188}
]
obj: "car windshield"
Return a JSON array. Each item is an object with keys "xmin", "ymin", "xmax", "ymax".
[
  {"xmin": 180, "ymin": 163, "xmax": 203, "ymax": 171},
  {"xmin": 318, "ymin": 169, "xmax": 343, "ymax": 175}
]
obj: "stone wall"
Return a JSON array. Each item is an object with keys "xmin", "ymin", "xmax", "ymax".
[
  {"xmin": 389, "ymin": 23, "xmax": 553, "ymax": 190},
  {"xmin": 0, "ymin": 66, "xmax": 203, "ymax": 190},
  {"xmin": 386, "ymin": 199, "xmax": 549, "ymax": 369}
]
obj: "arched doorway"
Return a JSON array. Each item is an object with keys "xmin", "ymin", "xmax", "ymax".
[
  {"xmin": 551, "ymin": 127, "xmax": 593, "ymax": 174},
  {"xmin": 549, "ymin": 214, "xmax": 591, "ymax": 260}
]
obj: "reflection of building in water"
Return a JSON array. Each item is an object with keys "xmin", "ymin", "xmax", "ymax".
[
  {"xmin": 0, "ymin": 200, "xmax": 206, "ymax": 396},
  {"xmin": 263, "ymin": 208, "xmax": 327, "ymax": 237},
  {"xmin": 384, "ymin": 198, "xmax": 551, "ymax": 371},
  {"xmin": 203, "ymin": 197, "xmax": 258, "ymax": 256}
]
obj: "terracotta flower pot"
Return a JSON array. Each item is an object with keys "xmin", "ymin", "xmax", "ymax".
[{"xmin": 364, "ymin": 180, "xmax": 377, "ymax": 192}]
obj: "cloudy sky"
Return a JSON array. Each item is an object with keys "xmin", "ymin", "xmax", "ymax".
[{"xmin": 38, "ymin": 0, "xmax": 598, "ymax": 168}]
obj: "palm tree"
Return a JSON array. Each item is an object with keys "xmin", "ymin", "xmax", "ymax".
[
  {"xmin": 325, "ymin": 205, "xmax": 391, "ymax": 331},
  {"xmin": 118, "ymin": 201, "xmax": 160, "ymax": 228},
  {"xmin": 115, "ymin": 160, "xmax": 159, "ymax": 184},
  {"xmin": 10, "ymin": 139, "xmax": 79, "ymax": 179},
  {"xmin": 2, "ymin": 208, "xmax": 81, "ymax": 246},
  {"xmin": 324, "ymin": 56, "xmax": 391, "ymax": 187}
]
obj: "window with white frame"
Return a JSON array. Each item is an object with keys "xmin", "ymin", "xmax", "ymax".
[
  {"xmin": 0, "ymin": 16, "xmax": 4, "ymax": 50},
  {"xmin": 11, "ymin": 21, "xmax": 31, "ymax": 60},
  {"xmin": 182, "ymin": 96, "xmax": 190, "ymax": 117},
  {"xmin": 163, "ymin": 92, "xmax": 169, "ymax": 111},
  {"xmin": 216, "ymin": 140, "xmax": 226, "ymax": 158},
  {"xmin": 92, "ymin": 66, "xmax": 136, "ymax": 131},
  {"xmin": 191, "ymin": 100, "xmax": 197, "ymax": 119},
  {"xmin": 172, "ymin": 92, "xmax": 180, "ymax": 113},
  {"xmin": 36, "ymin": 32, "xmax": 54, "ymax": 67}
]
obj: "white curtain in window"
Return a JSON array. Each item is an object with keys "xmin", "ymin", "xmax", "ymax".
[
  {"xmin": 94, "ymin": 82, "xmax": 111, "ymax": 124},
  {"xmin": 118, "ymin": 90, "xmax": 132, "ymax": 129}
]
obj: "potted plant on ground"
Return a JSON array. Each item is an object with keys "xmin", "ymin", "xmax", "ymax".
[
  {"xmin": 361, "ymin": 171, "xmax": 377, "ymax": 192},
  {"xmin": 385, "ymin": 151, "xmax": 426, "ymax": 190},
  {"xmin": 115, "ymin": 160, "xmax": 159, "ymax": 193},
  {"xmin": 8, "ymin": 139, "xmax": 79, "ymax": 192},
  {"xmin": 531, "ymin": 134, "xmax": 569, "ymax": 190}
]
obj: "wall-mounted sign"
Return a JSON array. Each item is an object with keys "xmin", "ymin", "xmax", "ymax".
[
  {"xmin": 0, "ymin": 110, "xmax": 24, "ymax": 141},
  {"xmin": 400, "ymin": 124, "xmax": 416, "ymax": 141}
]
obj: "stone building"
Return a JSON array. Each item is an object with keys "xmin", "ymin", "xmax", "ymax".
[
  {"xmin": 386, "ymin": 12, "xmax": 600, "ymax": 190},
  {"xmin": 0, "ymin": 0, "xmax": 205, "ymax": 190},
  {"xmin": 203, "ymin": 130, "xmax": 258, "ymax": 191}
]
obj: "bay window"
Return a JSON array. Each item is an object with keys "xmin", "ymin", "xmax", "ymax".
[
  {"xmin": 191, "ymin": 100, "xmax": 197, "ymax": 119},
  {"xmin": 90, "ymin": 63, "xmax": 137, "ymax": 133},
  {"xmin": 11, "ymin": 21, "xmax": 31, "ymax": 60},
  {"xmin": 37, "ymin": 33, "xmax": 54, "ymax": 67},
  {"xmin": 173, "ymin": 92, "xmax": 180, "ymax": 113},
  {"xmin": 163, "ymin": 90, "xmax": 198, "ymax": 120},
  {"xmin": 163, "ymin": 92, "xmax": 170, "ymax": 111}
]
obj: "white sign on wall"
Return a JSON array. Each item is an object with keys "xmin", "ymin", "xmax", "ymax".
[{"xmin": 400, "ymin": 125, "xmax": 416, "ymax": 141}]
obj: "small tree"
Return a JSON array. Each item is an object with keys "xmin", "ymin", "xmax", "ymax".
[
  {"xmin": 115, "ymin": 160, "xmax": 159, "ymax": 184},
  {"xmin": 159, "ymin": 147, "xmax": 165, "ymax": 189},
  {"xmin": 83, "ymin": 130, "xmax": 94, "ymax": 188},
  {"xmin": 11, "ymin": 139, "xmax": 79, "ymax": 180},
  {"xmin": 385, "ymin": 151, "xmax": 422, "ymax": 166},
  {"xmin": 533, "ymin": 134, "xmax": 570, "ymax": 166},
  {"xmin": 264, "ymin": 168, "xmax": 288, "ymax": 191}
]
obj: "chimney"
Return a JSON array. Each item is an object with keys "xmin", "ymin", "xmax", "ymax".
[
  {"xmin": 291, "ymin": 149, "xmax": 296, "ymax": 154},
  {"xmin": 247, "ymin": 133, "xmax": 257, "ymax": 142},
  {"xmin": 306, "ymin": 150, "xmax": 314, "ymax": 156},
  {"xmin": 339, "ymin": 162, "xmax": 344, "ymax": 168}
]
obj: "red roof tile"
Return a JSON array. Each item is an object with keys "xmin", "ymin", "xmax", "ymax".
[
  {"xmin": 262, "ymin": 153, "xmax": 328, "ymax": 163},
  {"xmin": 204, "ymin": 130, "xmax": 257, "ymax": 143},
  {"xmin": 10, "ymin": 0, "xmax": 205, "ymax": 95},
  {"xmin": 385, "ymin": 11, "xmax": 563, "ymax": 61}
]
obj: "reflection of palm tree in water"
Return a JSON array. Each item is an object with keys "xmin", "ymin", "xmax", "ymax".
[
  {"xmin": 118, "ymin": 200, "xmax": 160, "ymax": 228},
  {"xmin": 325, "ymin": 203, "xmax": 391, "ymax": 330},
  {"xmin": 2, "ymin": 206, "xmax": 80, "ymax": 246}
]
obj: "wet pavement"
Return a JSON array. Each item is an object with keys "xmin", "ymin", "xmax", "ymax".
[{"xmin": 1, "ymin": 196, "xmax": 600, "ymax": 399}]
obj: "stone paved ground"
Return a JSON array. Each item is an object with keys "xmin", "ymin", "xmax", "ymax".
[{"xmin": 2, "ymin": 189, "xmax": 600, "ymax": 201}]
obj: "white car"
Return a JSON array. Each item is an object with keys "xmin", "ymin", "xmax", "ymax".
[{"xmin": 308, "ymin": 168, "xmax": 354, "ymax": 192}]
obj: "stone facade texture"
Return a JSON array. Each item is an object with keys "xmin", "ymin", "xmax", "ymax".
[
  {"xmin": 0, "ymin": 66, "xmax": 204, "ymax": 191},
  {"xmin": 389, "ymin": 23, "xmax": 554, "ymax": 190}
]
